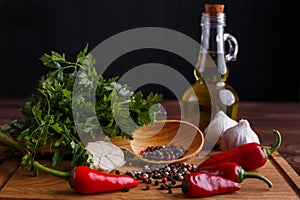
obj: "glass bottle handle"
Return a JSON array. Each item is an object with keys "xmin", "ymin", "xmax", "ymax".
[{"xmin": 224, "ymin": 33, "xmax": 238, "ymax": 62}]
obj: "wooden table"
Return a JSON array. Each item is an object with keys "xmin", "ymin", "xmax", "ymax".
[{"xmin": 0, "ymin": 99, "xmax": 300, "ymax": 199}]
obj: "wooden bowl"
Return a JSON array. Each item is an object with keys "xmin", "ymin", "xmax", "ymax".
[{"xmin": 110, "ymin": 120, "xmax": 204, "ymax": 164}]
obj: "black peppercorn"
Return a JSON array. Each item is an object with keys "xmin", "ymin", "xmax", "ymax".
[
  {"xmin": 154, "ymin": 180, "xmax": 160, "ymax": 186},
  {"xmin": 139, "ymin": 144, "xmax": 187, "ymax": 161}
]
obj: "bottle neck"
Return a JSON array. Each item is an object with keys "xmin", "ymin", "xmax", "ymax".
[
  {"xmin": 195, "ymin": 13, "xmax": 228, "ymax": 83},
  {"xmin": 200, "ymin": 13, "xmax": 226, "ymax": 53}
]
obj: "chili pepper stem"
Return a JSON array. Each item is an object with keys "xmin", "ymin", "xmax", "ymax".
[
  {"xmin": 244, "ymin": 172, "xmax": 272, "ymax": 188},
  {"xmin": 33, "ymin": 161, "xmax": 71, "ymax": 181},
  {"xmin": 238, "ymin": 167, "xmax": 272, "ymax": 188},
  {"xmin": 264, "ymin": 130, "xmax": 282, "ymax": 158}
]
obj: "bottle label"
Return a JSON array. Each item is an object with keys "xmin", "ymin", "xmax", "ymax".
[{"xmin": 219, "ymin": 89, "xmax": 235, "ymax": 106}]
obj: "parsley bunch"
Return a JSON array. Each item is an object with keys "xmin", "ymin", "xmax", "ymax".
[{"xmin": 9, "ymin": 45, "xmax": 163, "ymax": 171}]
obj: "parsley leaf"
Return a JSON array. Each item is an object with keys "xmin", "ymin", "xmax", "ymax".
[{"xmin": 10, "ymin": 44, "xmax": 164, "ymax": 171}]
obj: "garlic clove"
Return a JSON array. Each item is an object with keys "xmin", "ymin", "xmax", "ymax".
[
  {"xmin": 220, "ymin": 119, "xmax": 260, "ymax": 151},
  {"xmin": 86, "ymin": 141, "xmax": 126, "ymax": 172},
  {"xmin": 204, "ymin": 110, "xmax": 238, "ymax": 146}
]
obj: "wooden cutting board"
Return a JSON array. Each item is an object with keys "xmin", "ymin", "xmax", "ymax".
[{"xmin": 0, "ymin": 149, "xmax": 299, "ymax": 199}]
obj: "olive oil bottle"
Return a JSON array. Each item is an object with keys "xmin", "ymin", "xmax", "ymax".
[{"xmin": 182, "ymin": 4, "xmax": 239, "ymax": 131}]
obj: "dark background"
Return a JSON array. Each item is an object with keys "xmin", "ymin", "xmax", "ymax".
[{"xmin": 0, "ymin": 0, "xmax": 297, "ymax": 101}]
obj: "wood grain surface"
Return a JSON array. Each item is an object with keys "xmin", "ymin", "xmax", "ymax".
[
  {"xmin": 0, "ymin": 99, "xmax": 300, "ymax": 199},
  {"xmin": 0, "ymin": 150, "xmax": 299, "ymax": 199}
]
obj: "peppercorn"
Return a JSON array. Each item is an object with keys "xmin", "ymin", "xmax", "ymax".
[
  {"xmin": 139, "ymin": 144, "xmax": 188, "ymax": 161},
  {"xmin": 144, "ymin": 185, "xmax": 151, "ymax": 190},
  {"xmin": 160, "ymin": 184, "xmax": 167, "ymax": 190},
  {"xmin": 147, "ymin": 179, "xmax": 152, "ymax": 184},
  {"xmin": 171, "ymin": 180, "xmax": 176, "ymax": 185},
  {"xmin": 154, "ymin": 180, "xmax": 160, "ymax": 186},
  {"xmin": 161, "ymin": 177, "xmax": 168, "ymax": 183},
  {"xmin": 127, "ymin": 162, "xmax": 199, "ymax": 193},
  {"xmin": 142, "ymin": 179, "xmax": 148, "ymax": 183}
]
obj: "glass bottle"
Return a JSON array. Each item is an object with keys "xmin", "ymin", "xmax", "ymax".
[{"xmin": 182, "ymin": 4, "xmax": 239, "ymax": 131}]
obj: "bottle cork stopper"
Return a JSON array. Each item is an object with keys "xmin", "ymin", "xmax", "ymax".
[{"xmin": 204, "ymin": 4, "xmax": 224, "ymax": 15}]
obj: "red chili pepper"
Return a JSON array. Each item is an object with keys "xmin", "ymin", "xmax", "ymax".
[
  {"xmin": 198, "ymin": 162, "xmax": 272, "ymax": 188},
  {"xmin": 198, "ymin": 129, "xmax": 281, "ymax": 170},
  {"xmin": 178, "ymin": 172, "xmax": 241, "ymax": 197},
  {"xmin": 33, "ymin": 161, "xmax": 139, "ymax": 194}
]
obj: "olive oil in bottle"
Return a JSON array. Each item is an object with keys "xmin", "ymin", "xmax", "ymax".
[{"xmin": 182, "ymin": 4, "xmax": 239, "ymax": 131}]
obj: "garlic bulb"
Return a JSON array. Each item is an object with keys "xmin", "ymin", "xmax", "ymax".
[
  {"xmin": 204, "ymin": 111, "xmax": 238, "ymax": 146},
  {"xmin": 220, "ymin": 119, "xmax": 260, "ymax": 151}
]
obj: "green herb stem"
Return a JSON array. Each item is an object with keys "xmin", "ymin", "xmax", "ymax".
[{"xmin": 0, "ymin": 131, "xmax": 28, "ymax": 154}]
